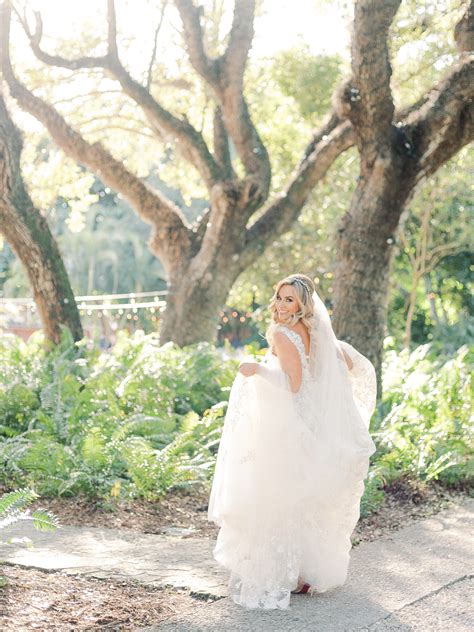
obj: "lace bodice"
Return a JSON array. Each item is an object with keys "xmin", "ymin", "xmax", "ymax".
[{"xmin": 265, "ymin": 324, "xmax": 312, "ymax": 420}]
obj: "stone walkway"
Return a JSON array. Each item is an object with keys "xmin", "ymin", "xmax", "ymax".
[
  {"xmin": 0, "ymin": 499, "xmax": 472, "ymax": 631},
  {"xmin": 0, "ymin": 524, "xmax": 227, "ymax": 598}
]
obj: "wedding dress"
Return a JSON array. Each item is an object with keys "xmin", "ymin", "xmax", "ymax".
[{"xmin": 208, "ymin": 291, "xmax": 377, "ymax": 610}]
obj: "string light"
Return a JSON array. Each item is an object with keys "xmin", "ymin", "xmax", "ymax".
[
  {"xmin": 1, "ymin": 289, "xmax": 262, "ymax": 343},
  {"xmin": 0, "ymin": 289, "xmax": 168, "ymax": 306}
]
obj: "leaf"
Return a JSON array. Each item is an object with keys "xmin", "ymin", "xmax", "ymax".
[
  {"xmin": 30, "ymin": 509, "xmax": 61, "ymax": 532},
  {"xmin": 0, "ymin": 488, "xmax": 39, "ymax": 518}
]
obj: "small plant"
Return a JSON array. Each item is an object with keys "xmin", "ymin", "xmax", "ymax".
[
  {"xmin": 0, "ymin": 487, "xmax": 60, "ymax": 587},
  {"xmin": 0, "ymin": 487, "xmax": 60, "ymax": 537}
]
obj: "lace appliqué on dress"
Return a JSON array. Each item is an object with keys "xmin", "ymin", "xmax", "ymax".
[{"xmin": 274, "ymin": 325, "xmax": 312, "ymax": 421}]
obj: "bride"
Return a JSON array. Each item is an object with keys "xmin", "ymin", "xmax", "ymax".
[{"xmin": 208, "ymin": 273, "xmax": 377, "ymax": 610}]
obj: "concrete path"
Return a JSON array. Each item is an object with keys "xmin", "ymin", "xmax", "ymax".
[
  {"xmin": 0, "ymin": 524, "xmax": 227, "ymax": 597},
  {"xmin": 1, "ymin": 499, "xmax": 472, "ymax": 631}
]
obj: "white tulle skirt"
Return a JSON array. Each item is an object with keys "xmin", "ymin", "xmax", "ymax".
[{"xmin": 208, "ymin": 348, "xmax": 376, "ymax": 610}]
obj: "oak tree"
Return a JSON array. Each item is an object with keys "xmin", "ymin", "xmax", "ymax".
[{"xmin": 0, "ymin": 93, "xmax": 82, "ymax": 342}]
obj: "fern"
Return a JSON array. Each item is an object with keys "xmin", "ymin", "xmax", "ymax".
[
  {"xmin": 0, "ymin": 487, "xmax": 38, "ymax": 516},
  {"xmin": 0, "ymin": 488, "xmax": 60, "ymax": 537}
]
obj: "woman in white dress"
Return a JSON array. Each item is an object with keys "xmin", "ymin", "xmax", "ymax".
[{"xmin": 208, "ymin": 273, "xmax": 377, "ymax": 610}]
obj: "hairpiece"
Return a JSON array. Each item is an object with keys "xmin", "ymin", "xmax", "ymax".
[{"xmin": 292, "ymin": 278, "xmax": 311, "ymax": 295}]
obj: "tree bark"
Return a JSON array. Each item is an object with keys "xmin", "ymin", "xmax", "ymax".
[
  {"xmin": 160, "ymin": 258, "xmax": 240, "ymax": 346},
  {"xmin": 332, "ymin": 0, "xmax": 474, "ymax": 389},
  {"xmin": 0, "ymin": 94, "xmax": 83, "ymax": 343},
  {"xmin": 332, "ymin": 151, "xmax": 416, "ymax": 379},
  {"xmin": 423, "ymin": 273, "xmax": 441, "ymax": 328}
]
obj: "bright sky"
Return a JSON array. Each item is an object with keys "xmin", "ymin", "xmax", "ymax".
[
  {"xmin": 19, "ymin": 0, "xmax": 350, "ymax": 61},
  {"xmin": 254, "ymin": 1, "xmax": 350, "ymax": 58}
]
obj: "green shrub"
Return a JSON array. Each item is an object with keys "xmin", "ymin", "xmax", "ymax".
[
  {"xmin": 0, "ymin": 487, "xmax": 60, "ymax": 534},
  {"xmin": 373, "ymin": 344, "xmax": 473, "ymax": 488},
  {"xmin": 0, "ymin": 329, "xmax": 236, "ymax": 500},
  {"xmin": 1, "ymin": 327, "xmax": 471, "ymax": 511}
]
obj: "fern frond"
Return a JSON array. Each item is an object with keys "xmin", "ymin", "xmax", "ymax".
[
  {"xmin": 30, "ymin": 509, "xmax": 62, "ymax": 532},
  {"xmin": 0, "ymin": 488, "xmax": 38, "ymax": 517}
]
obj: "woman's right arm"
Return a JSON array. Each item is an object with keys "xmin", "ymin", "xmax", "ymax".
[{"xmin": 257, "ymin": 331, "xmax": 302, "ymax": 393}]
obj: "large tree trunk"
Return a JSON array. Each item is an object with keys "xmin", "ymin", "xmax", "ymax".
[
  {"xmin": 0, "ymin": 95, "xmax": 83, "ymax": 343},
  {"xmin": 332, "ymin": 0, "xmax": 473, "ymax": 390},
  {"xmin": 333, "ymin": 157, "xmax": 415, "ymax": 380},
  {"xmin": 158, "ymin": 185, "xmax": 249, "ymax": 345},
  {"xmin": 161, "ymin": 262, "xmax": 239, "ymax": 345}
]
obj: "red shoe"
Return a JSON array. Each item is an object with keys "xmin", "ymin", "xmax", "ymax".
[{"xmin": 291, "ymin": 582, "xmax": 311, "ymax": 594}]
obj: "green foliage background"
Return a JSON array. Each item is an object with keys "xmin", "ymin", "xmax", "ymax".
[
  {"xmin": 0, "ymin": 329, "xmax": 237, "ymax": 500},
  {"xmin": 0, "ymin": 329, "xmax": 472, "ymax": 515}
]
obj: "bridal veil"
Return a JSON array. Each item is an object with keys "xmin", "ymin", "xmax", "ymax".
[{"xmin": 208, "ymin": 290, "xmax": 377, "ymax": 609}]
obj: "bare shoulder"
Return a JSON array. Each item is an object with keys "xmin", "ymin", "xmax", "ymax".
[
  {"xmin": 273, "ymin": 330, "xmax": 300, "ymax": 356},
  {"xmin": 288, "ymin": 322, "xmax": 311, "ymax": 355},
  {"xmin": 294, "ymin": 322, "xmax": 310, "ymax": 338},
  {"xmin": 273, "ymin": 330, "xmax": 293, "ymax": 346}
]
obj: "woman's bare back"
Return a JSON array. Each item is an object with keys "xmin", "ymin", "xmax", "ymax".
[{"xmin": 271, "ymin": 321, "xmax": 310, "ymax": 357}]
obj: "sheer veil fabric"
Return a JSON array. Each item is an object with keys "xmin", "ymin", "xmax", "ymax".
[{"xmin": 208, "ymin": 291, "xmax": 377, "ymax": 609}]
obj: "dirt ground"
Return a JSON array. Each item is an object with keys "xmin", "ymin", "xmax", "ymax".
[
  {"xmin": 25, "ymin": 478, "xmax": 469, "ymax": 545},
  {"xmin": 0, "ymin": 480, "xmax": 469, "ymax": 631},
  {"xmin": 0, "ymin": 566, "xmax": 211, "ymax": 631}
]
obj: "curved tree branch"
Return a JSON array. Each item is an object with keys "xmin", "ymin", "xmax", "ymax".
[
  {"xmin": 213, "ymin": 105, "xmax": 234, "ymax": 178},
  {"xmin": 240, "ymin": 121, "xmax": 355, "ymax": 267},
  {"xmin": 341, "ymin": 0, "xmax": 401, "ymax": 167},
  {"xmin": 407, "ymin": 55, "xmax": 474, "ymax": 179},
  {"xmin": 174, "ymin": 0, "xmax": 220, "ymax": 89},
  {"xmin": 176, "ymin": 0, "xmax": 271, "ymax": 203},
  {"xmin": 146, "ymin": 0, "xmax": 168, "ymax": 91},
  {"xmin": 0, "ymin": 2, "xmax": 192, "ymax": 268},
  {"xmin": 388, "ymin": 1, "xmax": 474, "ymax": 179},
  {"xmin": 221, "ymin": 0, "xmax": 255, "ymax": 90},
  {"xmin": 16, "ymin": 0, "xmax": 222, "ymax": 189},
  {"xmin": 455, "ymin": 0, "xmax": 474, "ymax": 52}
]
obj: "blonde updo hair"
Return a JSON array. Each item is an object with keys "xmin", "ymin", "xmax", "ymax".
[{"xmin": 265, "ymin": 273, "xmax": 316, "ymax": 349}]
